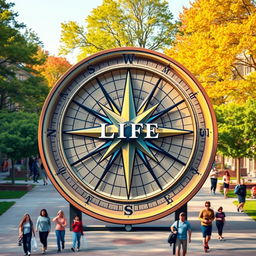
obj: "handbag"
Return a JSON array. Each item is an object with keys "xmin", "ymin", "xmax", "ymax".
[
  {"xmin": 18, "ymin": 236, "xmax": 23, "ymax": 246},
  {"xmin": 168, "ymin": 220, "xmax": 179, "ymax": 245},
  {"xmin": 167, "ymin": 232, "xmax": 177, "ymax": 244},
  {"xmin": 81, "ymin": 235, "xmax": 87, "ymax": 249},
  {"xmin": 31, "ymin": 236, "xmax": 38, "ymax": 251}
]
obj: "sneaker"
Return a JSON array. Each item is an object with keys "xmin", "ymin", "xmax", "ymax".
[
  {"xmin": 77, "ymin": 248, "xmax": 80, "ymax": 252},
  {"xmin": 27, "ymin": 252, "xmax": 31, "ymax": 256},
  {"xmin": 57, "ymin": 249, "xmax": 61, "ymax": 253},
  {"xmin": 71, "ymin": 248, "xmax": 75, "ymax": 252}
]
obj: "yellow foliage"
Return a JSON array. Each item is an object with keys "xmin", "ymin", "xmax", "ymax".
[{"xmin": 166, "ymin": 0, "xmax": 256, "ymax": 104}]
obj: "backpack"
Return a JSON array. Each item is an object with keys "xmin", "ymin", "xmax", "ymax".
[{"xmin": 234, "ymin": 185, "xmax": 240, "ymax": 195}]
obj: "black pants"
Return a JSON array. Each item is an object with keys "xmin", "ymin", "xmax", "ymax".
[
  {"xmin": 22, "ymin": 233, "xmax": 32, "ymax": 254},
  {"xmin": 216, "ymin": 221, "xmax": 224, "ymax": 236},
  {"xmin": 210, "ymin": 178, "xmax": 217, "ymax": 193},
  {"xmin": 39, "ymin": 231, "xmax": 49, "ymax": 248}
]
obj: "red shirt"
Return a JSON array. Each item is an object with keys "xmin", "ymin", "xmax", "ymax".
[{"xmin": 72, "ymin": 221, "xmax": 83, "ymax": 234}]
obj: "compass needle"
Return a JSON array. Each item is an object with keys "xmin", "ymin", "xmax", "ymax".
[
  {"xmin": 96, "ymin": 77, "xmax": 120, "ymax": 114},
  {"xmin": 122, "ymin": 143, "xmax": 135, "ymax": 197},
  {"xmin": 148, "ymin": 99, "xmax": 185, "ymax": 123},
  {"xmin": 137, "ymin": 78, "xmax": 162, "ymax": 114},
  {"xmin": 73, "ymin": 100, "xmax": 112, "ymax": 124}
]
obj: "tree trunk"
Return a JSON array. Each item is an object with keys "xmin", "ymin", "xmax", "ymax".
[
  {"xmin": 236, "ymin": 158, "xmax": 241, "ymax": 184},
  {"xmin": 11, "ymin": 159, "xmax": 15, "ymax": 185},
  {"xmin": 220, "ymin": 155, "xmax": 224, "ymax": 170}
]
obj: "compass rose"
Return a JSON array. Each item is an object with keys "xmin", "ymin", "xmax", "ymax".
[{"xmin": 66, "ymin": 70, "xmax": 193, "ymax": 198}]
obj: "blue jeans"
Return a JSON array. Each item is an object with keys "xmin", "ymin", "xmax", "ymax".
[
  {"xmin": 22, "ymin": 233, "xmax": 32, "ymax": 254},
  {"xmin": 72, "ymin": 232, "xmax": 82, "ymax": 249},
  {"xmin": 55, "ymin": 230, "xmax": 65, "ymax": 250}
]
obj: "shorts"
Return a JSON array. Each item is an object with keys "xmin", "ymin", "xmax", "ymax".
[
  {"xmin": 176, "ymin": 238, "xmax": 187, "ymax": 251},
  {"xmin": 201, "ymin": 225, "xmax": 212, "ymax": 238},
  {"xmin": 223, "ymin": 182, "xmax": 229, "ymax": 189},
  {"xmin": 238, "ymin": 195, "xmax": 246, "ymax": 203}
]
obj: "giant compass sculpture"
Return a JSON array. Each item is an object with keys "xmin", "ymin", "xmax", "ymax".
[{"xmin": 39, "ymin": 48, "xmax": 217, "ymax": 224}]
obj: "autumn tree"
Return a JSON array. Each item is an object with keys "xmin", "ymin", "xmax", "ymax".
[
  {"xmin": 34, "ymin": 55, "xmax": 72, "ymax": 87},
  {"xmin": 166, "ymin": 0, "xmax": 256, "ymax": 105},
  {"xmin": 59, "ymin": 0, "xmax": 177, "ymax": 60},
  {"xmin": 0, "ymin": 0, "xmax": 48, "ymax": 112}
]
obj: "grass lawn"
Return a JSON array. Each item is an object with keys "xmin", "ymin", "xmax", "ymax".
[
  {"xmin": 4, "ymin": 177, "xmax": 42, "ymax": 181},
  {"xmin": 217, "ymin": 177, "xmax": 237, "ymax": 181},
  {"xmin": 220, "ymin": 189, "xmax": 251, "ymax": 198},
  {"xmin": 4, "ymin": 177, "xmax": 27, "ymax": 181},
  {"xmin": 0, "ymin": 190, "xmax": 28, "ymax": 199},
  {"xmin": 0, "ymin": 201, "xmax": 15, "ymax": 215},
  {"xmin": 233, "ymin": 200, "xmax": 256, "ymax": 221}
]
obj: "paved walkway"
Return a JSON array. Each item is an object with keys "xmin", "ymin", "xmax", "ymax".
[{"xmin": 0, "ymin": 173, "xmax": 256, "ymax": 256}]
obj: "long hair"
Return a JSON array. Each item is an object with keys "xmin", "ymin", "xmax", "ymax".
[
  {"xmin": 40, "ymin": 209, "xmax": 49, "ymax": 218},
  {"xmin": 224, "ymin": 171, "xmax": 230, "ymax": 177},
  {"xmin": 19, "ymin": 213, "xmax": 33, "ymax": 229},
  {"xmin": 57, "ymin": 210, "xmax": 65, "ymax": 218}
]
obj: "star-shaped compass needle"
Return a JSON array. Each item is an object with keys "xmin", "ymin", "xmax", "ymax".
[{"xmin": 65, "ymin": 70, "xmax": 193, "ymax": 198}]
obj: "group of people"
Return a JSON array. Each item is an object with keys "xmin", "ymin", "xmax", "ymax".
[
  {"xmin": 18, "ymin": 209, "xmax": 83, "ymax": 255},
  {"xmin": 209, "ymin": 167, "xmax": 248, "ymax": 212},
  {"xmin": 170, "ymin": 201, "xmax": 226, "ymax": 256}
]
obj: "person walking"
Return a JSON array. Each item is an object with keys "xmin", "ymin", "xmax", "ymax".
[
  {"xmin": 32, "ymin": 158, "xmax": 40, "ymax": 183},
  {"xmin": 52, "ymin": 210, "xmax": 67, "ymax": 252},
  {"xmin": 40, "ymin": 162, "xmax": 48, "ymax": 185},
  {"xmin": 210, "ymin": 165, "xmax": 218, "ymax": 194},
  {"xmin": 215, "ymin": 206, "xmax": 226, "ymax": 240},
  {"xmin": 71, "ymin": 215, "xmax": 84, "ymax": 252},
  {"xmin": 223, "ymin": 171, "xmax": 230, "ymax": 199},
  {"xmin": 18, "ymin": 213, "xmax": 35, "ymax": 256},
  {"xmin": 199, "ymin": 201, "xmax": 214, "ymax": 253},
  {"xmin": 171, "ymin": 212, "xmax": 192, "ymax": 256},
  {"xmin": 236, "ymin": 179, "xmax": 247, "ymax": 212},
  {"xmin": 36, "ymin": 209, "xmax": 51, "ymax": 254}
]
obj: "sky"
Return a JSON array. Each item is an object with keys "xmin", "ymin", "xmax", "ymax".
[{"xmin": 11, "ymin": 0, "xmax": 192, "ymax": 64}]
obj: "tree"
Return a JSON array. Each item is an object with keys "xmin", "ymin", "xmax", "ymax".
[
  {"xmin": 166, "ymin": 0, "xmax": 256, "ymax": 104},
  {"xmin": 34, "ymin": 55, "xmax": 72, "ymax": 87},
  {"xmin": 59, "ymin": 0, "xmax": 177, "ymax": 60},
  {"xmin": 215, "ymin": 99, "xmax": 256, "ymax": 182},
  {"xmin": 0, "ymin": 111, "xmax": 39, "ymax": 184},
  {"xmin": 0, "ymin": 0, "xmax": 48, "ymax": 112}
]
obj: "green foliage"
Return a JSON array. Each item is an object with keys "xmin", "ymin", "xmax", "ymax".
[
  {"xmin": 0, "ymin": 111, "xmax": 39, "ymax": 160},
  {"xmin": 215, "ymin": 99, "xmax": 256, "ymax": 158},
  {"xmin": 0, "ymin": 201, "xmax": 15, "ymax": 215},
  {"xmin": 0, "ymin": 0, "xmax": 48, "ymax": 111},
  {"xmin": 0, "ymin": 190, "xmax": 27, "ymax": 199},
  {"xmin": 59, "ymin": 0, "xmax": 177, "ymax": 60},
  {"xmin": 233, "ymin": 200, "xmax": 256, "ymax": 221}
]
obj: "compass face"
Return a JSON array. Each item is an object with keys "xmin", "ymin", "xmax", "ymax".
[{"xmin": 38, "ymin": 48, "xmax": 217, "ymax": 224}]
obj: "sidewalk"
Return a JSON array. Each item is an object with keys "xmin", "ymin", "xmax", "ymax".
[{"xmin": 0, "ymin": 174, "xmax": 256, "ymax": 256}]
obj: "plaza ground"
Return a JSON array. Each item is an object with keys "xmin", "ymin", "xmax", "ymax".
[{"xmin": 0, "ymin": 174, "xmax": 256, "ymax": 256}]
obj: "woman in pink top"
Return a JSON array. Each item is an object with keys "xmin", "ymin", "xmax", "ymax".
[{"xmin": 52, "ymin": 210, "xmax": 67, "ymax": 252}]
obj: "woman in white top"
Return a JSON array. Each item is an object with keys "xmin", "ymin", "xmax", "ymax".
[
  {"xmin": 210, "ymin": 166, "xmax": 218, "ymax": 194},
  {"xmin": 223, "ymin": 171, "xmax": 230, "ymax": 199}
]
